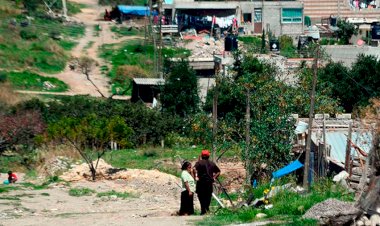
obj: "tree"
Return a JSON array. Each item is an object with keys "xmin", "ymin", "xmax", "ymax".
[
  {"xmin": 319, "ymin": 55, "xmax": 380, "ymax": 112},
  {"xmin": 288, "ymin": 63, "xmax": 343, "ymax": 116},
  {"xmin": 336, "ymin": 20, "xmax": 358, "ymax": 44},
  {"xmin": 21, "ymin": 0, "xmax": 41, "ymax": 13},
  {"xmin": 48, "ymin": 114, "xmax": 133, "ymax": 180},
  {"xmin": 161, "ymin": 60, "xmax": 200, "ymax": 117},
  {"xmin": 76, "ymin": 56, "xmax": 106, "ymax": 97},
  {"xmin": 0, "ymin": 110, "xmax": 45, "ymax": 154},
  {"xmin": 205, "ymin": 54, "xmax": 296, "ymax": 180}
]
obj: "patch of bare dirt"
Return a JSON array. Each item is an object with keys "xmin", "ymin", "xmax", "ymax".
[{"xmin": 0, "ymin": 159, "xmax": 201, "ymax": 226}]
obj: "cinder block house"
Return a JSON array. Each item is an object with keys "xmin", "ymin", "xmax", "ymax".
[{"xmin": 163, "ymin": 0, "xmax": 304, "ymax": 37}]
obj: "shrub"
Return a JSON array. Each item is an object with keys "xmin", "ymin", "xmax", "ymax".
[
  {"xmin": 115, "ymin": 65, "xmax": 148, "ymax": 82},
  {"xmin": 0, "ymin": 72, "xmax": 7, "ymax": 83},
  {"xmin": 20, "ymin": 29, "xmax": 38, "ymax": 40},
  {"xmin": 142, "ymin": 149, "xmax": 158, "ymax": 158},
  {"xmin": 0, "ymin": 110, "xmax": 45, "ymax": 153}
]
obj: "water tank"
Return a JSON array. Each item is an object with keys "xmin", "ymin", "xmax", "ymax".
[
  {"xmin": 269, "ymin": 39, "xmax": 280, "ymax": 51},
  {"xmin": 372, "ymin": 23, "xmax": 380, "ymax": 40},
  {"xmin": 224, "ymin": 35, "xmax": 238, "ymax": 51}
]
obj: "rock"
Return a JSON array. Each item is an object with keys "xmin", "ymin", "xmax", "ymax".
[
  {"xmin": 333, "ymin": 171, "xmax": 349, "ymax": 182},
  {"xmin": 256, "ymin": 213, "xmax": 267, "ymax": 219},
  {"xmin": 303, "ymin": 198, "xmax": 360, "ymax": 225},
  {"xmin": 362, "ymin": 216, "xmax": 371, "ymax": 226},
  {"xmin": 110, "ymin": 195, "xmax": 118, "ymax": 201},
  {"xmin": 357, "ymin": 220, "xmax": 365, "ymax": 226},
  {"xmin": 370, "ymin": 214, "xmax": 380, "ymax": 226}
]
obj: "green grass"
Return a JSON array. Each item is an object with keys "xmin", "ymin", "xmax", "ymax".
[
  {"xmin": 69, "ymin": 187, "xmax": 96, "ymax": 197},
  {"xmin": 99, "ymin": 40, "xmax": 191, "ymax": 95},
  {"xmin": 6, "ymin": 71, "xmax": 68, "ymax": 92},
  {"xmin": 67, "ymin": 1, "xmax": 86, "ymax": 15},
  {"xmin": 0, "ymin": 8, "xmax": 84, "ymax": 73},
  {"xmin": 93, "ymin": 24, "xmax": 101, "ymax": 37},
  {"xmin": 57, "ymin": 40, "xmax": 77, "ymax": 50},
  {"xmin": 96, "ymin": 190, "xmax": 135, "ymax": 199},
  {"xmin": 0, "ymin": 196, "xmax": 21, "ymax": 200},
  {"xmin": 197, "ymin": 179, "xmax": 354, "ymax": 226},
  {"xmin": 84, "ymin": 41, "xmax": 95, "ymax": 50},
  {"xmin": 20, "ymin": 182, "xmax": 49, "ymax": 190},
  {"xmin": 0, "ymin": 185, "xmax": 20, "ymax": 193},
  {"xmin": 103, "ymin": 148, "xmax": 201, "ymax": 177},
  {"xmin": 110, "ymin": 26, "xmax": 144, "ymax": 37}
]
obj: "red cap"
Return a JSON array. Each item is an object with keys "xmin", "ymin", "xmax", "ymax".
[{"xmin": 201, "ymin": 150, "xmax": 210, "ymax": 157}]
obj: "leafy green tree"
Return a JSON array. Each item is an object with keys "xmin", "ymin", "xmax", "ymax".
[
  {"xmin": 287, "ymin": 64, "xmax": 343, "ymax": 116},
  {"xmin": 206, "ymin": 54, "xmax": 296, "ymax": 179},
  {"xmin": 48, "ymin": 114, "xmax": 133, "ymax": 180},
  {"xmin": 336, "ymin": 20, "xmax": 358, "ymax": 44},
  {"xmin": 319, "ymin": 55, "xmax": 380, "ymax": 112},
  {"xmin": 21, "ymin": 0, "xmax": 41, "ymax": 13},
  {"xmin": 161, "ymin": 60, "xmax": 200, "ymax": 117}
]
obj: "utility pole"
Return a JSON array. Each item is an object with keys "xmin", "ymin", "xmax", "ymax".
[
  {"xmin": 345, "ymin": 122, "xmax": 352, "ymax": 172},
  {"xmin": 158, "ymin": 0, "xmax": 163, "ymax": 78},
  {"xmin": 303, "ymin": 44, "xmax": 319, "ymax": 189}
]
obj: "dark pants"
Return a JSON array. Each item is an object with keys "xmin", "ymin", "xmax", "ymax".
[
  {"xmin": 196, "ymin": 181, "xmax": 213, "ymax": 215},
  {"xmin": 179, "ymin": 190, "xmax": 194, "ymax": 215}
]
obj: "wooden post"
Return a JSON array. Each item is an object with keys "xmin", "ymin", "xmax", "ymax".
[
  {"xmin": 345, "ymin": 122, "xmax": 352, "ymax": 172},
  {"xmin": 245, "ymin": 87, "xmax": 251, "ymax": 182},
  {"xmin": 322, "ymin": 117, "xmax": 326, "ymax": 177},
  {"xmin": 303, "ymin": 45, "xmax": 319, "ymax": 189}
]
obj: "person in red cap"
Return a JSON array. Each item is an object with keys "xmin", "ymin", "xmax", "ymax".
[{"xmin": 194, "ymin": 149, "xmax": 220, "ymax": 215}]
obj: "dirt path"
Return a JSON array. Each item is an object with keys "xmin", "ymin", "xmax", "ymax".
[
  {"xmin": 0, "ymin": 172, "xmax": 202, "ymax": 226},
  {"xmin": 41, "ymin": 0, "xmax": 141, "ymax": 97}
]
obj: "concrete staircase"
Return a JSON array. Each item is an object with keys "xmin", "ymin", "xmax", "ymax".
[{"xmin": 301, "ymin": 0, "xmax": 380, "ymax": 21}]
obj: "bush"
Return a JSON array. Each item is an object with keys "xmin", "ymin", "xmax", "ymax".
[
  {"xmin": 20, "ymin": 29, "xmax": 38, "ymax": 40},
  {"xmin": 0, "ymin": 72, "xmax": 7, "ymax": 83},
  {"xmin": 115, "ymin": 65, "xmax": 148, "ymax": 82},
  {"xmin": 279, "ymin": 35, "xmax": 298, "ymax": 58},
  {"xmin": 164, "ymin": 132, "xmax": 192, "ymax": 148},
  {"xmin": 142, "ymin": 149, "xmax": 159, "ymax": 158}
]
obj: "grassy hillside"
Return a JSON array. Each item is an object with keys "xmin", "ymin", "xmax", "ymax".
[
  {"xmin": 0, "ymin": 0, "xmax": 84, "ymax": 91},
  {"xmin": 99, "ymin": 40, "xmax": 190, "ymax": 95},
  {"xmin": 4, "ymin": 71, "xmax": 68, "ymax": 92}
]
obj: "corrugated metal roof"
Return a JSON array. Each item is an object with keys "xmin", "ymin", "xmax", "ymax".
[
  {"xmin": 133, "ymin": 78, "xmax": 165, "ymax": 85},
  {"xmin": 312, "ymin": 131, "xmax": 372, "ymax": 163}
]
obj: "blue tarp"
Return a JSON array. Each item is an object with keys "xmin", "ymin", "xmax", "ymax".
[
  {"xmin": 117, "ymin": 5, "xmax": 157, "ymax": 16},
  {"xmin": 272, "ymin": 160, "xmax": 303, "ymax": 179}
]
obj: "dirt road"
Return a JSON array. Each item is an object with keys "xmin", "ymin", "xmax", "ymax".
[
  {"xmin": 40, "ymin": 0, "xmax": 140, "ymax": 97},
  {"xmin": 0, "ymin": 172, "xmax": 202, "ymax": 226}
]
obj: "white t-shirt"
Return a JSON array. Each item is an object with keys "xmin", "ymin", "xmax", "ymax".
[{"xmin": 181, "ymin": 171, "xmax": 196, "ymax": 192}]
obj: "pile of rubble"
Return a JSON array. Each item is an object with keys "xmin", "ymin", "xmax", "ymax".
[
  {"xmin": 304, "ymin": 198, "xmax": 360, "ymax": 224},
  {"xmin": 304, "ymin": 198, "xmax": 380, "ymax": 226}
]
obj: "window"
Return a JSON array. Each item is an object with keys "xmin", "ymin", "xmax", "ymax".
[
  {"xmin": 282, "ymin": 8, "xmax": 302, "ymax": 23},
  {"xmin": 243, "ymin": 13, "xmax": 252, "ymax": 23},
  {"xmin": 254, "ymin": 9, "xmax": 262, "ymax": 23}
]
